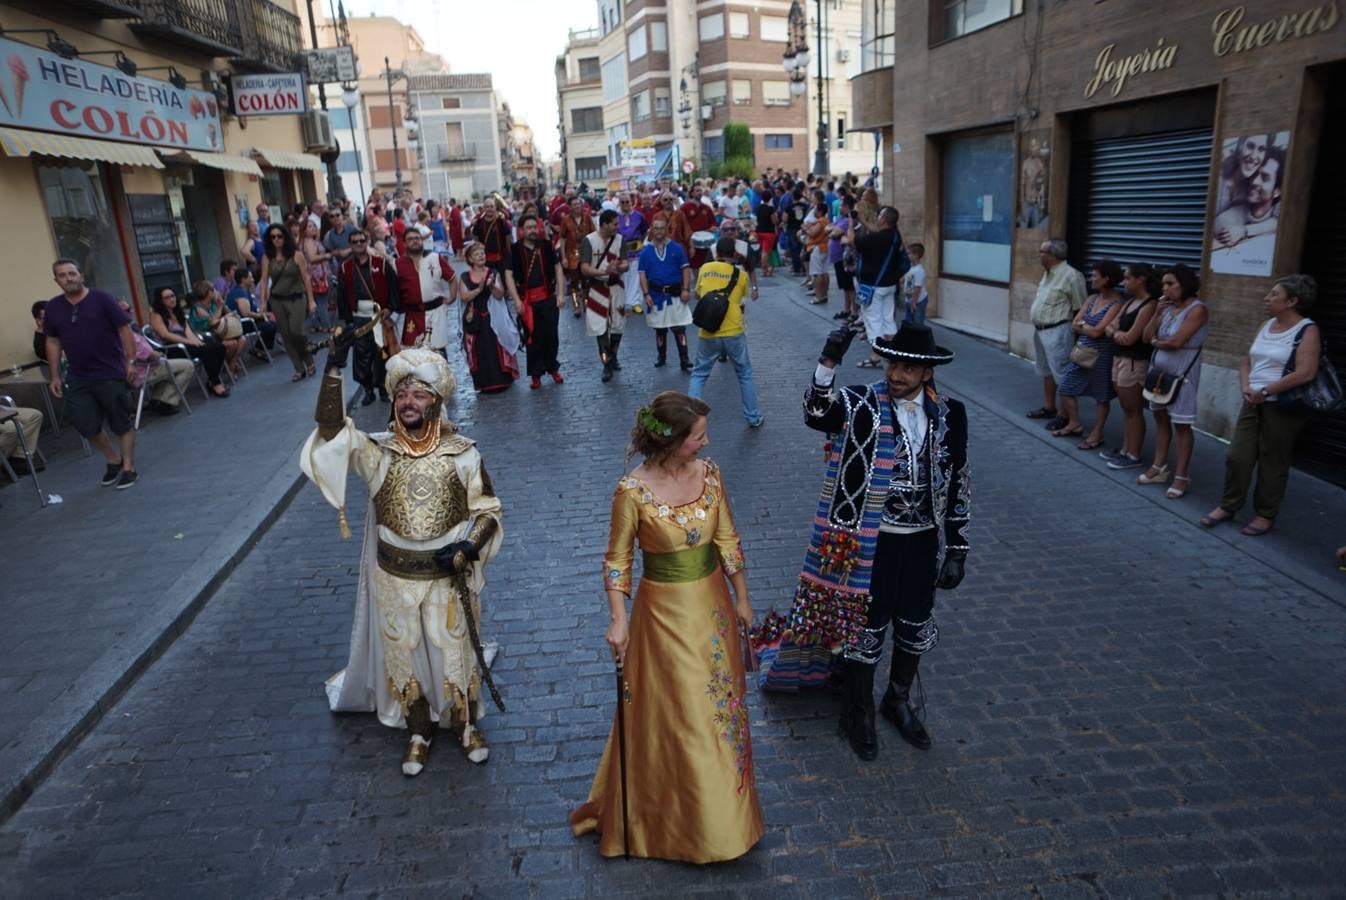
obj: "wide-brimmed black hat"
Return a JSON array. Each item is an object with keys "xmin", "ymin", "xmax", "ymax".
[{"xmin": 871, "ymin": 324, "xmax": 955, "ymax": 366}]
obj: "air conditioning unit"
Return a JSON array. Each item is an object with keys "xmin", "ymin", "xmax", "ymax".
[
  {"xmin": 301, "ymin": 110, "xmax": 335, "ymax": 152},
  {"xmin": 837, "ymin": 48, "xmax": 851, "ymax": 63}
]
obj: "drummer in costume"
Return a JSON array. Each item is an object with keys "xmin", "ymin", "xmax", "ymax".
[
  {"xmin": 638, "ymin": 216, "xmax": 693, "ymax": 370},
  {"xmin": 392, "ymin": 226, "xmax": 455, "ymax": 353},
  {"xmin": 791, "ymin": 324, "xmax": 971, "ymax": 760},
  {"xmin": 560, "ymin": 197, "xmax": 596, "ymax": 317},
  {"xmin": 303, "ymin": 341, "xmax": 505, "ymax": 778},
  {"xmin": 505, "ymin": 213, "xmax": 567, "ymax": 389},
  {"xmin": 338, "ymin": 228, "xmax": 401, "ymax": 406},
  {"xmin": 581, "ymin": 209, "xmax": 630, "ymax": 383}
]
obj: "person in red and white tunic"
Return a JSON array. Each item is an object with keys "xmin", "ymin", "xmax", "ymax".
[
  {"xmin": 393, "ymin": 226, "xmax": 456, "ymax": 354},
  {"xmin": 580, "ymin": 210, "xmax": 628, "ymax": 383}
]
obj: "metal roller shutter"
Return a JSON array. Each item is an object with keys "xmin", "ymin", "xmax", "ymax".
[
  {"xmin": 1067, "ymin": 128, "xmax": 1213, "ymax": 269},
  {"xmin": 1297, "ymin": 71, "xmax": 1346, "ymax": 484}
]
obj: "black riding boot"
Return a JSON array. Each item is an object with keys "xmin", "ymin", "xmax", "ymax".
[
  {"xmin": 674, "ymin": 327, "xmax": 691, "ymax": 371},
  {"xmin": 840, "ymin": 659, "xmax": 878, "ymax": 761},
  {"xmin": 609, "ymin": 333, "xmax": 623, "ymax": 371},
  {"xmin": 881, "ymin": 650, "xmax": 931, "ymax": 750},
  {"xmin": 655, "ymin": 329, "xmax": 668, "ymax": 367}
]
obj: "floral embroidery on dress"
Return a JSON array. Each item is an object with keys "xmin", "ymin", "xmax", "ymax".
[
  {"xmin": 707, "ymin": 609, "xmax": 753, "ymax": 793},
  {"xmin": 720, "ymin": 542, "xmax": 745, "ymax": 575}
]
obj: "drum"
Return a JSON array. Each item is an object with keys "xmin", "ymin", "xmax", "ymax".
[{"xmin": 691, "ymin": 230, "xmax": 717, "ymax": 250}]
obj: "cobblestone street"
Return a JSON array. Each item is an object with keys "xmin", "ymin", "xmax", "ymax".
[{"xmin": 2, "ymin": 275, "xmax": 1345, "ymax": 898}]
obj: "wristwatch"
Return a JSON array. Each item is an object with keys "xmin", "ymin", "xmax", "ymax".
[{"xmin": 1260, "ymin": 387, "xmax": 1270, "ymax": 398}]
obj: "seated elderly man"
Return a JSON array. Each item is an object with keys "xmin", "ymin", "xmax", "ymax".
[{"xmin": 0, "ymin": 398, "xmax": 43, "ymax": 477}]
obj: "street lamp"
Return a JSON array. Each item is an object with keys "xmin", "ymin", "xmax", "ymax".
[
  {"xmin": 383, "ymin": 57, "xmax": 408, "ymax": 193},
  {"xmin": 784, "ymin": 0, "xmax": 828, "ymax": 175},
  {"xmin": 678, "ymin": 59, "xmax": 703, "ymax": 169},
  {"xmin": 340, "ymin": 85, "xmax": 367, "ymax": 207},
  {"xmin": 305, "ymin": 0, "xmax": 345, "ymax": 202}
]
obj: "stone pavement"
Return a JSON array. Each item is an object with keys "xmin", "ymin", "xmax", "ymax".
[
  {"xmin": 1, "ymin": 274, "xmax": 1345, "ymax": 898},
  {"xmin": 0, "ymin": 341, "xmax": 357, "ymax": 817}
]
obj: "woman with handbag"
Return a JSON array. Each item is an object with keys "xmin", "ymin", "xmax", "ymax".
[
  {"xmin": 187, "ymin": 281, "xmax": 244, "ymax": 378},
  {"xmin": 1137, "ymin": 264, "xmax": 1210, "ymax": 499},
  {"xmin": 301, "ymin": 219, "xmax": 333, "ymax": 334},
  {"xmin": 571, "ymin": 391, "xmax": 763, "ymax": 862},
  {"xmin": 1202, "ymin": 275, "xmax": 1321, "ymax": 536},
  {"xmin": 148, "ymin": 286, "xmax": 230, "ymax": 398},
  {"xmin": 259, "ymin": 224, "xmax": 318, "ymax": 382},
  {"xmin": 1053, "ymin": 259, "xmax": 1124, "ymax": 447}
]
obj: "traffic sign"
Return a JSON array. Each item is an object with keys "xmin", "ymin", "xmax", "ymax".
[{"xmin": 682, "ymin": 159, "xmax": 696, "ymax": 174}]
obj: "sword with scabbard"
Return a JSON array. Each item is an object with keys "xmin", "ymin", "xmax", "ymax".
[{"xmin": 304, "ymin": 309, "xmax": 384, "ymax": 355}]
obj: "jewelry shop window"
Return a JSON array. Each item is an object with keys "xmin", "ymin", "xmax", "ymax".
[{"xmin": 941, "ymin": 132, "xmax": 1014, "ymax": 283}]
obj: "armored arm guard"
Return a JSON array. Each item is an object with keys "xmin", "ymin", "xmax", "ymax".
[{"xmin": 315, "ymin": 373, "xmax": 345, "ymax": 441}]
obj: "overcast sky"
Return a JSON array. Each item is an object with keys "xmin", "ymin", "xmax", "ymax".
[{"xmin": 341, "ymin": 0, "xmax": 598, "ymax": 160}]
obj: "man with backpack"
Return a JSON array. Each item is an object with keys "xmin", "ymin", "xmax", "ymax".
[{"xmin": 687, "ymin": 237, "xmax": 763, "ymax": 428}]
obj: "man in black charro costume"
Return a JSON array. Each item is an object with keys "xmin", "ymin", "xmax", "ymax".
[{"xmin": 796, "ymin": 324, "xmax": 971, "ymax": 760}]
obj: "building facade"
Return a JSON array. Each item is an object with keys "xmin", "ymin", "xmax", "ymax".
[
  {"xmin": 0, "ymin": 0, "xmax": 321, "ymax": 368},
  {"xmin": 409, "ymin": 73, "xmax": 504, "ymax": 202},
  {"xmin": 850, "ymin": 0, "xmax": 1346, "ymax": 470},
  {"xmin": 510, "ymin": 121, "xmax": 539, "ymax": 198},
  {"xmin": 556, "ymin": 26, "xmax": 606, "ymax": 185}
]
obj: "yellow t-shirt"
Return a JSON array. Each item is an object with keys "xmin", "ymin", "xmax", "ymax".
[{"xmin": 694, "ymin": 261, "xmax": 749, "ymax": 338}]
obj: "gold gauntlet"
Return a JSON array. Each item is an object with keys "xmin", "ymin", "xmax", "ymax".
[{"xmin": 465, "ymin": 516, "xmax": 498, "ymax": 559}]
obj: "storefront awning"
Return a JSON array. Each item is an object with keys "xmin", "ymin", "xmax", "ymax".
[
  {"xmin": 159, "ymin": 149, "xmax": 264, "ymax": 177},
  {"xmin": 248, "ymin": 147, "xmax": 323, "ymax": 173},
  {"xmin": 0, "ymin": 128, "xmax": 164, "ymax": 168}
]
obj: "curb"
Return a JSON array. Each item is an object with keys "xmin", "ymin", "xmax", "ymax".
[{"xmin": 0, "ymin": 392, "xmax": 352, "ymax": 823}]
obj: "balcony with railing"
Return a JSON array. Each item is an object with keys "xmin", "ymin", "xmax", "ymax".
[
  {"xmin": 235, "ymin": 0, "xmax": 303, "ymax": 73},
  {"xmin": 436, "ymin": 142, "xmax": 482, "ymax": 164},
  {"xmin": 130, "ymin": 0, "xmax": 243, "ymax": 57},
  {"xmin": 65, "ymin": 0, "xmax": 143, "ymax": 18}
]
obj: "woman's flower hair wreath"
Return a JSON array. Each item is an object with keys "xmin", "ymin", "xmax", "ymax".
[{"xmin": 637, "ymin": 405, "xmax": 673, "ymax": 438}]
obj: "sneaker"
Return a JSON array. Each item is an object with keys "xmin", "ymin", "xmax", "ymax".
[
  {"xmin": 101, "ymin": 463, "xmax": 122, "ymax": 487},
  {"xmin": 115, "ymin": 469, "xmax": 138, "ymax": 490},
  {"xmin": 1106, "ymin": 453, "xmax": 1144, "ymax": 470},
  {"xmin": 1098, "ymin": 448, "xmax": 1126, "ymax": 464},
  {"xmin": 748, "ymin": 417, "xmax": 765, "ymax": 429},
  {"xmin": 832, "ymin": 310, "xmax": 851, "ymax": 320}
]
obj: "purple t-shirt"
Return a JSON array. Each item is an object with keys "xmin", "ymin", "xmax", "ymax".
[
  {"xmin": 829, "ymin": 216, "xmax": 851, "ymax": 264},
  {"xmin": 43, "ymin": 288, "xmax": 131, "ymax": 381}
]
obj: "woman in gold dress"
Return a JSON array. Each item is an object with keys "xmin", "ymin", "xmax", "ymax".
[{"xmin": 571, "ymin": 391, "xmax": 764, "ymax": 863}]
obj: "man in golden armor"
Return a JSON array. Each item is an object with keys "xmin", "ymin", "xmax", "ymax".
[{"xmin": 302, "ymin": 340, "xmax": 504, "ymax": 777}]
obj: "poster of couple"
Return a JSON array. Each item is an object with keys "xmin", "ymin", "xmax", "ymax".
[{"xmin": 1209, "ymin": 131, "xmax": 1290, "ymax": 277}]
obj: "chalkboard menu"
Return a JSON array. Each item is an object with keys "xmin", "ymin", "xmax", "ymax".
[{"xmin": 127, "ymin": 193, "xmax": 185, "ymax": 301}]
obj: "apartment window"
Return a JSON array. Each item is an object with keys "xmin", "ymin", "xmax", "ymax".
[
  {"xmin": 444, "ymin": 123, "xmax": 466, "ymax": 156},
  {"xmin": 599, "ymin": 0, "xmax": 621, "ymax": 35},
  {"xmin": 629, "ymin": 25, "xmax": 648, "ymax": 61},
  {"xmin": 762, "ymin": 81, "xmax": 791, "ymax": 106},
  {"xmin": 650, "ymin": 21, "xmax": 667, "ymax": 52},
  {"xmin": 601, "ymin": 54, "xmax": 628, "ymax": 101},
  {"xmin": 571, "ymin": 106, "xmax": 604, "ymax": 134},
  {"xmin": 441, "ymin": 97, "xmax": 461, "ymax": 109},
  {"xmin": 764, "ymin": 134, "xmax": 794, "ymax": 150},
  {"xmin": 702, "ymin": 81, "xmax": 727, "ymax": 107},
  {"xmin": 937, "ymin": 0, "xmax": 1023, "ymax": 43},
  {"xmin": 729, "ymin": 11, "xmax": 750, "ymax": 38},
  {"xmin": 704, "ymin": 135, "xmax": 724, "ymax": 161},
  {"xmin": 760, "ymin": 15, "xmax": 788, "ymax": 41},
  {"xmin": 862, "ymin": 0, "xmax": 895, "ymax": 70},
  {"xmin": 654, "ymin": 86, "xmax": 672, "ymax": 118},
  {"xmin": 699, "ymin": 13, "xmax": 724, "ymax": 41},
  {"xmin": 941, "ymin": 131, "xmax": 1014, "ymax": 282},
  {"xmin": 732, "ymin": 80, "xmax": 752, "ymax": 106},
  {"xmin": 632, "ymin": 90, "xmax": 650, "ymax": 123},
  {"xmin": 368, "ymin": 105, "xmax": 402, "ymax": 128},
  {"xmin": 578, "ymin": 57, "xmax": 601, "ymax": 82},
  {"xmin": 575, "ymin": 156, "xmax": 607, "ymax": 181},
  {"xmin": 836, "ymin": 115, "xmax": 846, "ymax": 148}
]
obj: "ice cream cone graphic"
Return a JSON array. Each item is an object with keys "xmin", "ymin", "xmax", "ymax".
[{"xmin": 9, "ymin": 55, "xmax": 28, "ymax": 117}]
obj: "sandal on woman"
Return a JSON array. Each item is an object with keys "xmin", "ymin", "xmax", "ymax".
[
  {"xmin": 306, "ymin": 363, "xmax": 317, "ymax": 377},
  {"xmin": 1051, "ymin": 424, "xmax": 1084, "ymax": 438},
  {"xmin": 291, "ymin": 371, "xmax": 306, "ymax": 383},
  {"xmin": 1076, "ymin": 437, "xmax": 1105, "ymax": 450},
  {"xmin": 1136, "ymin": 464, "xmax": 1170, "ymax": 485},
  {"xmin": 1240, "ymin": 519, "xmax": 1273, "ymax": 536},
  {"xmin": 1200, "ymin": 509, "xmax": 1234, "ymax": 527},
  {"xmin": 1166, "ymin": 475, "xmax": 1191, "ymax": 499},
  {"xmin": 211, "ymin": 385, "xmax": 231, "ymax": 397}
]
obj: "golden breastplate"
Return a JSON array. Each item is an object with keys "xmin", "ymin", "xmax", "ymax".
[{"xmin": 374, "ymin": 452, "xmax": 467, "ymax": 540}]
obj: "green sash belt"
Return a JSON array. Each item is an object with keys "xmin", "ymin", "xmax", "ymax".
[{"xmin": 642, "ymin": 542, "xmax": 719, "ymax": 583}]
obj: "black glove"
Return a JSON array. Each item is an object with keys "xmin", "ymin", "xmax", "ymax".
[
  {"xmin": 936, "ymin": 550, "xmax": 966, "ymax": 590},
  {"xmin": 819, "ymin": 325, "xmax": 858, "ymax": 366},
  {"xmin": 433, "ymin": 541, "xmax": 479, "ymax": 575},
  {"xmin": 327, "ymin": 324, "xmax": 358, "ymax": 370}
]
